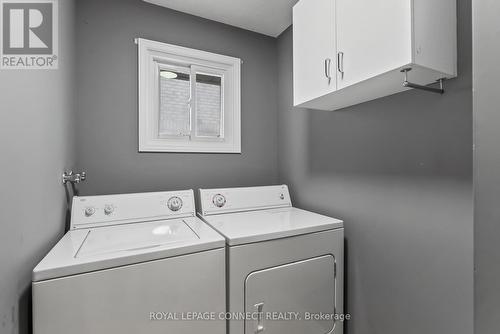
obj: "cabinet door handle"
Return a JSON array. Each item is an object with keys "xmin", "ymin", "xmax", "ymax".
[
  {"xmin": 254, "ymin": 302, "xmax": 265, "ymax": 333},
  {"xmin": 324, "ymin": 58, "xmax": 332, "ymax": 84},
  {"xmin": 337, "ymin": 52, "xmax": 344, "ymax": 79}
]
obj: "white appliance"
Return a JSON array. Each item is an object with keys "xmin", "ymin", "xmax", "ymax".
[
  {"xmin": 32, "ymin": 190, "xmax": 226, "ymax": 334},
  {"xmin": 198, "ymin": 185, "xmax": 344, "ymax": 334}
]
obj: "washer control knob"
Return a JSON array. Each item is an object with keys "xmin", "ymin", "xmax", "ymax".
[
  {"xmin": 167, "ymin": 196, "xmax": 183, "ymax": 212},
  {"xmin": 84, "ymin": 206, "xmax": 96, "ymax": 217},
  {"xmin": 213, "ymin": 194, "xmax": 226, "ymax": 208},
  {"xmin": 104, "ymin": 205, "xmax": 114, "ymax": 215}
]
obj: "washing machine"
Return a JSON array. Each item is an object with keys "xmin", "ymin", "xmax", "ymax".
[
  {"xmin": 32, "ymin": 190, "xmax": 226, "ymax": 334},
  {"xmin": 198, "ymin": 185, "xmax": 344, "ymax": 334}
]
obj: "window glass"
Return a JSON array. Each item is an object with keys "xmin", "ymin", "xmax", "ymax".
[
  {"xmin": 138, "ymin": 38, "xmax": 240, "ymax": 153},
  {"xmin": 159, "ymin": 69, "xmax": 191, "ymax": 137},
  {"xmin": 196, "ymin": 73, "xmax": 222, "ymax": 138}
]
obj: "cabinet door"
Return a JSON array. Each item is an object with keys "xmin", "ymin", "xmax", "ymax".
[
  {"xmin": 336, "ymin": 0, "xmax": 412, "ymax": 89},
  {"xmin": 245, "ymin": 255, "xmax": 337, "ymax": 334},
  {"xmin": 293, "ymin": 0, "xmax": 336, "ymax": 106}
]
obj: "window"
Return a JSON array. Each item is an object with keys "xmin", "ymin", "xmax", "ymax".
[{"xmin": 138, "ymin": 38, "xmax": 241, "ymax": 153}]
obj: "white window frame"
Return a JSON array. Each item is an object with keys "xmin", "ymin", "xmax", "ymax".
[{"xmin": 138, "ymin": 38, "xmax": 241, "ymax": 153}]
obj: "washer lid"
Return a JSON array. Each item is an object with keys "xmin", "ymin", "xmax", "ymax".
[
  {"xmin": 33, "ymin": 217, "xmax": 225, "ymax": 282},
  {"xmin": 200, "ymin": 207, "xmax": 344, "ymax": 246},
  {"xmin": 76, "ymin": 219, "xmax": 198, "ymax": 258}
]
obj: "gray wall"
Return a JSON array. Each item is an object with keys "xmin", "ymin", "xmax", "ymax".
[
  {"xmin": 473, "ymin": 0, "xmax": 500, "ymax": 333},
  {"xmin": 75, "ymin": 0, "xmax": 279, "ymax": 196},
  {"xmin": 277, "ymin": 0, "xmax": 473, "ymax": 333},
  {"xmin": 0, "ymin": 1, "xmax": 76, "ymax": 333}
]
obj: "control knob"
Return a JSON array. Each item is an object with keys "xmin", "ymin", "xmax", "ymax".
[
  {"xmin": 167, "ymin": 196, "xmax": 183, "ymax": 212},
  {"xmin": 104, "ymin": 205, "xmax": 114, "ymax": 215},
  {"xmin": 84, "ymin": 207, "xmax": 96, "ymax": 217},
  {"xmin": 213, "ymin": 194, "xmax": 226, "ymax": 208}
]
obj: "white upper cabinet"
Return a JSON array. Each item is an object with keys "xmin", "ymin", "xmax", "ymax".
[
  {"xmin": 293, "ymin": 0, "xmax": 457, "ymax": 111},
  {"xmin": 293, "ymin": 0, "xmax": 337, "ymax": 106},
  {"xmin": 336, "ymin": 0, "xmax": 412, "ymax": 89}
]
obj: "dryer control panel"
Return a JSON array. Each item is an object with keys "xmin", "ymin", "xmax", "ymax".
[
  {"xmin": 199, "ymin": 185, "xmax": 292, "ymax": 216},
  {"xmin": 71, "ymin": 190, "xmax": 195, "ymax": 230}
]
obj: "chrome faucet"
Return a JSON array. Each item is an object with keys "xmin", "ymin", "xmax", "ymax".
[{"xmin": 62, "ymin": 171, "xmax": 87, "ymax": 184}]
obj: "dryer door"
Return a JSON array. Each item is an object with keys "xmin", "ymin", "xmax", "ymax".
[{"xmin": 245, "ymin": 255, "xmax": 337, "ymax": 334}]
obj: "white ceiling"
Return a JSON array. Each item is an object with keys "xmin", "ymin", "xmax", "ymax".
[{"xmin": 143, "ymin": 0, "xmax": 299, "ymax": 37}]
